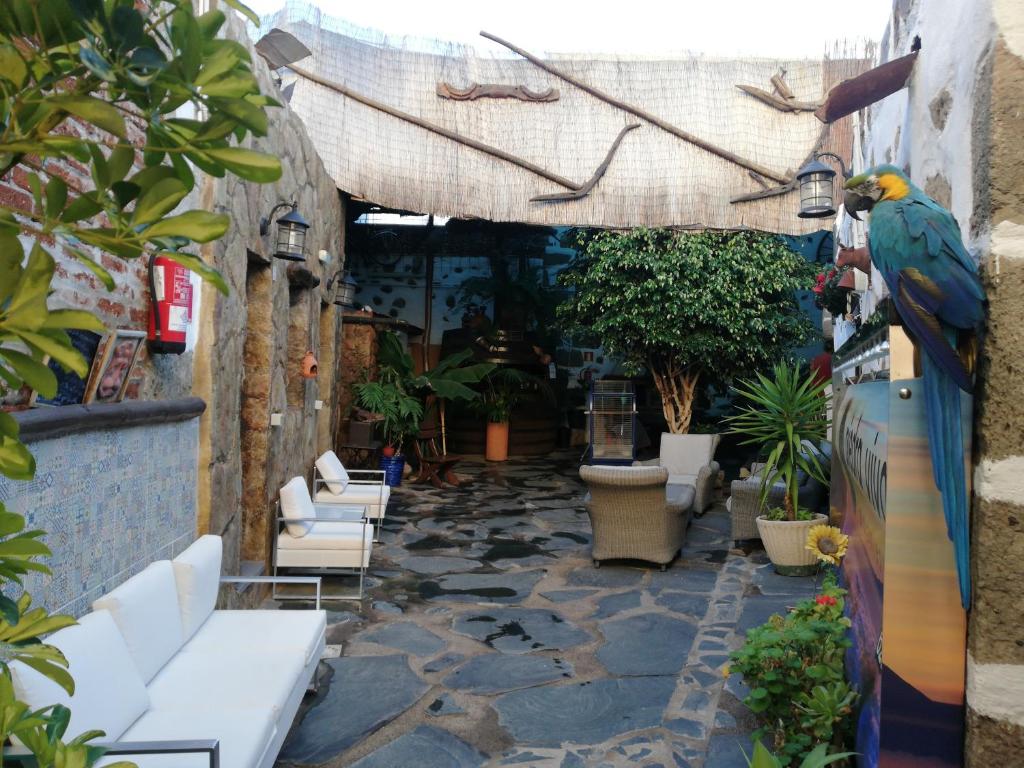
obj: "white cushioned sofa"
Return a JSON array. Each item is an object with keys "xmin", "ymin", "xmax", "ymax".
[{"xmin": 10, "ymin": 535, "xmax": 325, "ymax": 768}]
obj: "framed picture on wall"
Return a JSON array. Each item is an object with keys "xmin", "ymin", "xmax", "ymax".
[
  {"xmin": 84, "ymin": 330, "xmax": 145, "ymax": 404},
  {"xmin": 34, "ymin": 329, "xmax": 105, "ymax": 407}
]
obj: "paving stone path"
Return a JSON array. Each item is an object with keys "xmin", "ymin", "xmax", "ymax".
[{"xmin": 276, "ymin": 452, "xmax": 816, "ymax": 768}]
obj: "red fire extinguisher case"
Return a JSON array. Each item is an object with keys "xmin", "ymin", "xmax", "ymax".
[{"xmin": 147, "ymin": 256, "xmax": 192, "ymax": 355}]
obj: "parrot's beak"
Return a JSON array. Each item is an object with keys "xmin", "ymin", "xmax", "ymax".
[{"xmin": 844, "ymin": 189, "xmax": 874, "ymax": 221}]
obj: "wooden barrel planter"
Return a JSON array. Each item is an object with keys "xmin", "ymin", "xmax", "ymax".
[{"xmin": 449, "ymin": 409, "xmax": 558, "ymax": 456}]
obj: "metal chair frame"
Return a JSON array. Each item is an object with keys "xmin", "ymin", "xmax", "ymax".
[
  {"xmin": 312, "ymin": 467, "xmax": 388, "ymax": 541},
  {"xmin": 272, "ymin": 506, "xmax": 370, "ymax": 602}
]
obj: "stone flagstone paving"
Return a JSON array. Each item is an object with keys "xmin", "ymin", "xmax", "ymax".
[{"xmin": 275, "ymin": 452, "xmax": 816, "ymax": 768}]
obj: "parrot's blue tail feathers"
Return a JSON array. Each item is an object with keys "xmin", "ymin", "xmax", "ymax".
[{"xmin": 921, "ymin": 335, "xmax": 971, "ymax": 609}]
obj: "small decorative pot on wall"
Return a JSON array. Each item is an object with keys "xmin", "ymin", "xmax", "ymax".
[{"xmin": 301, "ymin": 351, "xmax": 318, "ymax": 379}]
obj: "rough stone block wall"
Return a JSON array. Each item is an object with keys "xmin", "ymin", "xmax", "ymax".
[
  {"xmin": 192, "ymin": 12, "xmax": 346, "ymax": 582},
  {"xmin": 966, "ymin": 1, "xmax": 1024, "ymax": 759}
]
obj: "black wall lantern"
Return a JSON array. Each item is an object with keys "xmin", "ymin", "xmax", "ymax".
[
  {"xmin": 260, "ymin": 201, "xmax": 310, "ymax": 261},
  {"xmin": 328, "ymin": 271, "xmax": 359, "ymax": 307},
  {"xmin": 796, "ymin": 152, "xmax": 851, "ymax": 219}
]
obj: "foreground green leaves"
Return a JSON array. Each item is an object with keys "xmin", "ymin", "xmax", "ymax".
[{"xmin": 0, "ymin": 1, "xmax": 275, "ymax": 765}]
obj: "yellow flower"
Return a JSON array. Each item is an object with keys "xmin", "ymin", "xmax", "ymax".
[
  {"xmin": 805, "ymin": 524, "xmax": 849, "ymax": 565},
  {"xmin": 721, "ymin": 664, "xmax": 730, "ymax": 678}
]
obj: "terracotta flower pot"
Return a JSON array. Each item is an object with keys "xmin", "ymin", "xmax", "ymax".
[
  {"xmin": 485, "ymin": 421, "xmax": 509, "ymax": 462},
  {"xmin": 756, "ymin": 513, "xmax": 828, "ymax": 576},
  {"xmin": 301, "ymin": 350, "xmax": 318, "ymax": 379}
]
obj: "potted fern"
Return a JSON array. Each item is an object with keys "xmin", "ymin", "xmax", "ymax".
[
  {"xmin": 726, "ymin": 362, "xmax": 830, "ymax": 574},
  {"xmin": 352, "ymin": 379, "xmax": 423, "ymax": 485}
]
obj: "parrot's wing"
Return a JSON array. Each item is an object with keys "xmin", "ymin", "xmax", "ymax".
[
  {"xmin": 901, "ymin": 198, "xmax": 986, "ymax": 327},
  {"xmin": 895, "ymin": 269, "xmax": 973, "ymax": 391}
]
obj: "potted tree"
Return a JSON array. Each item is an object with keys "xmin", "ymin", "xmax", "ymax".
[{"xmin": 726, "ymin": 362, "xmax": 830, "ymax": 574}]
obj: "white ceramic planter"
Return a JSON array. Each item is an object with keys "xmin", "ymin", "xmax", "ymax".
[{"xmin": 756, "ymin": 513, "xmax": 828, "ymax": 575}]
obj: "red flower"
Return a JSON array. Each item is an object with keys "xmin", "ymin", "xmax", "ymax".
[{"xmin": 815, "ymin": 595, "xmax": 837, "ymax": 606}]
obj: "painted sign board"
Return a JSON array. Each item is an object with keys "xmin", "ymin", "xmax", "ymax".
[{"xmin": 831, "ymin": 324, "xmax": 966, "ymax": 768}]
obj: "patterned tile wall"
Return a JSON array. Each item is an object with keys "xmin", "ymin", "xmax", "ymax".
[{"xmin": 0, "ymin": 420, "xmax": 199, "ymax": 617}]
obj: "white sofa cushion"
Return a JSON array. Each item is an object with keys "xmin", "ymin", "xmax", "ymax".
[
  {"xmin": 146, "ymin": 649, "xmax": 303, "ymax": 717},
  {"xmin": 315, "ymin": 450, "xmax": 350, "ymax": 494},
  {"xmin": 12, "ymin": 610, "xmax": 149, "ymax": 741},
  {"xmin": 172, "ymin": 535, "xmax": 222, "ymax": 641},
  {"xmin": 93, "ymin": 561, "xmax": 185, "ymax": 683},
  {"xmin": 667, "ymin": 473, "xmax": 698, "ymax": 487},
  {"xmin": 280, "ymin": 476, "xmax": 315, "ymax": 538},
  {"xmin": 659, "ymin": 433, "xmax": 719, "ymax": 476},
  {"xmin": 182, "ymin": 609, "xmax": 326, "ymax": 667},
  {"xmin": 278, "ymin": 520, "xmax": 374, "ymax": 552},
  {"xmin": 107, "ymin": 704, "xmax": 276, "ymax": 768},
  {"xmin": 315, "ymin": 483, "xmax": 390, "ymax": 518}
]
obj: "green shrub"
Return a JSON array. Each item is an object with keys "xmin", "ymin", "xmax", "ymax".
[{"xmin": 728, "ymin": 579, "xmax": 856, "ymax": 766}]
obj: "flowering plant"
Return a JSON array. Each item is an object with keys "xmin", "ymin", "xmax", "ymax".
[
  {"xmin": 728, "ymin": 576, "xmax": 856, "ymax": 765},
  {"xmin": 812, "ymin": 267, "xmax": 851, "ymax": 317}
]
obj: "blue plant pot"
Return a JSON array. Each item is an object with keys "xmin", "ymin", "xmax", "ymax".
[{"xmin": 380, "ymin": 454, "xmax": 406, "ymax": 487}]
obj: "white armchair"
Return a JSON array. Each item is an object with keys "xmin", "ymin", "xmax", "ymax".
[
  {"xmin": 635, "ymin": 433, "xmax": 720, "ymax": 514},
  {"xmin": 277, "ymin": 476, "xmax": 373, "ymax": 601},
  {"xmin": 312, "ymin": 450, "xmax": 389, "ymax": 540}
]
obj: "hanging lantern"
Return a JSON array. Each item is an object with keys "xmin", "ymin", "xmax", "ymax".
[
  {"xmin": 796, "ymin": 158, "xmax": 837, "ymax": 219},
  {"xmin": 333, "ymin": 272, "xmax": 359, "ymax": 307},
  {"xmin": 796, "ymin": 151, "xmax": 851, "ymax": 219},
  {"xmin": 260, "ymin": 202, "xmax": 310, "ymax": 262}
]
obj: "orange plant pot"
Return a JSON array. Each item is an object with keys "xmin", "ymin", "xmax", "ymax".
[{"xmin": 485, "ymin": 421, "xmax": 509, "ymax": 462}]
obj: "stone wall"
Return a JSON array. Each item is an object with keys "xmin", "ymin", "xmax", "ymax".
[
  {"xmin": 192, "ymin": 12, "xmax": 346, "ymax": 581},
  {"xmin": 966, "ymin": 0, "xmax": 1024, "ymax": 760},
  {"xmin": 854, "ymin": 0, "xmax": 1024, "ymax": 761}
]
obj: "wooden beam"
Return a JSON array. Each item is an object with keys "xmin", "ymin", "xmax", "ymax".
[
  {"xmin": 290, "ymin": 65, "xmax": 581, "ymax": 190},
  {"xmin": 530, "ymin": 123, "xmax": 641, "ymax": 202},
  {"xmin": 815, "ymin": 51, "xmax": 919, "ymax": 124},
  {"xmin": 480, "ymin": 30, "xmax": 791, "ymax": 185},
  {"xmin": 730, "ymin": 126, "xmax": 829, "ymax": 204},
  {"xmin": 736, "ymin": 84, "xmax": 821, "ymax": 113}
]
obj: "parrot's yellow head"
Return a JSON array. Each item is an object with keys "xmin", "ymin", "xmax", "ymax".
[{"xmin": 843, "ymin": 164, "xmax": 911, "ymax": 219}]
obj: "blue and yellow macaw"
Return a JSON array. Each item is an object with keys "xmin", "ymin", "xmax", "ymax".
[{"xmin": 844, "ymin": 165, "xmax": 985, "ymax": 609}]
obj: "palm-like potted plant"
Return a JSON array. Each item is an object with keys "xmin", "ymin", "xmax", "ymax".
[{"xmin": 726, "ymin": 362, "xmax": 830, "ymax": 574}]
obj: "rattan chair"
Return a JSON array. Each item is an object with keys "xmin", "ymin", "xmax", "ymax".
[
  {"xmin": 579, "ymin": 465, "xmax": 692, "ymax": 570},
  {"xmin": 634, "ymin": 433, "xmax": 720, "ymax": 514}
]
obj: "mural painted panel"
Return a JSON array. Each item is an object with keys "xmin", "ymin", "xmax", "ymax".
[{"xmin": 832, "ymin": 372, "xmax": 966, "ymax": 768}]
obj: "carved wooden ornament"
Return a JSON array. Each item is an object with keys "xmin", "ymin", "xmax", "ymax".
[{"xmin": 436, "ymin": 82, "xmax": 559, "ymax": 102}]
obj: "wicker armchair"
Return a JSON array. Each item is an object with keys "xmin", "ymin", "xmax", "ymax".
[
  {"xmin": 634, "ymin": 433, "xmax": 720, "ymax": 514},
  {"xmin": 579, "ymin": 465, "xmax": 692, "ymax": 570},
  {"xmin": 728, "ymin": 464, "xmax": 827, "ymax": 543}
]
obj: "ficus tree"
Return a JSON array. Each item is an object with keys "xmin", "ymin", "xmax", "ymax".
[
  {"xmin": 557, "ymin": 228, "xmax": 816, "ymax": 433},
  {"xmin": 0, "ymin": 0, "xmax": 278, "ymax": 763}
]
